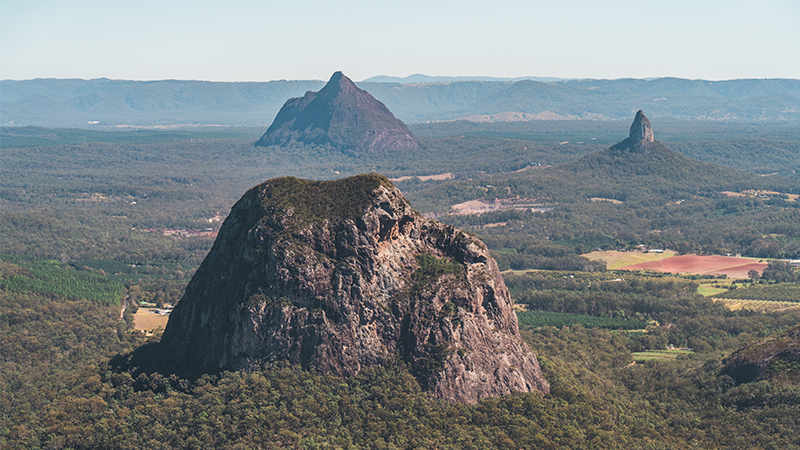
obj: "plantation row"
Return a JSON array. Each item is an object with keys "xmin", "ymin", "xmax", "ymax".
[
  {"xmin": 516, "ymin": 310, "xmax": 648, "ymax": 330},
  {"xmin": 717, "ymin": 282, "xmax": 800, "ymax": 302},
  {"xmin": 0, "ymin": 256, "xmax": 124, "ymax": 305}
]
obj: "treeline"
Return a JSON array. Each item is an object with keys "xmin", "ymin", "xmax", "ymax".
[
  {"xmin": 718, "ymin": 283, "xmax": 800, "ymax": 302},
  {"xmin": 3, "ymin": 256, "xmax": 800, "ymax": 448},
  {"xmin": 760, "ymin": 260, "xmax": 800, "ymax": 282},
  {"xmin": 403, "ymin": 163, "xmax": 800, "ymax": 259},
  {"xmin": 480, "ymin": 235, "xmax": 607, "ymax": 271},
  {"xmin": 505, "ymin": 270, "xmax": 800, "ymax": 354}
]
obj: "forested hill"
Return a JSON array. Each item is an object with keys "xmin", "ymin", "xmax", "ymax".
[
  {"xmin": 2, "ymin": 77, "xmax": 798, "ymax": 128},
  {"xmin": 397, "ymin": 116, "xmax": 800, "ymax": 258},
  {"xmin": 560, "ymin": 140, "xmax": 750, "ymax": 202}
]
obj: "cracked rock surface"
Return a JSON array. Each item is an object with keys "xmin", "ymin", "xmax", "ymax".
[{"xmin": 160, "ymin": 174, "xmax": 549, "ymax": 403}]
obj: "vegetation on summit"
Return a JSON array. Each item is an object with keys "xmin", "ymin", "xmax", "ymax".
[{"xmin": 254, "ymin": 174, "xmax": 391, "ymax": 222}]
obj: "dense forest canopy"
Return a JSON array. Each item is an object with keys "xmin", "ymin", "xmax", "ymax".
[{"xmin": 2, "ymin": 118, "xmax": 800, "ymax": 448}]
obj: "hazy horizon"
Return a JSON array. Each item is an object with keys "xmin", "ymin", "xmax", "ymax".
[
  {"xmin": 2, "ymin": 0, "xmax": 798, "ymax": 83},
  {"xmin": 4, "ymin": 74, "xmax": 799, "ymax": 84}
]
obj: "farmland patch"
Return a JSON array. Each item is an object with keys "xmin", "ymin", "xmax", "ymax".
[{"xmin": 622, "ymin": 254, "xmax": 767, "ymax": 279}]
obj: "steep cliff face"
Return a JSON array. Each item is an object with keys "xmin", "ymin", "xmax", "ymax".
[
  {"xmin": 159, "ymin": 174, "xmax": 548, "ymax": 403},
  {"xmin": 609, "ymin": 110, "xmax": 659, "ymax": 153},
  {"xmin": 255, "ymin": 72, "xmax": 420, "ymax": 153},
  {"xmin": 629, "ymin": 109, "xmax": 654, "ymax": 143}
]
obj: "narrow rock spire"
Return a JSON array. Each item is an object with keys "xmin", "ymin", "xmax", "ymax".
[{"xmin": 629, "ymin": 110, "xmax": 654, "ymax": 143}]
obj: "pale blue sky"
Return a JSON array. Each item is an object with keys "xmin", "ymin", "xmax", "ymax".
[{"xmin": 1, "ymin": 0, "xmax": 798, "ymax": 81}]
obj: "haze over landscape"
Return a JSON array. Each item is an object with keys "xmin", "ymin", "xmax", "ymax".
[
  {"xmin": 3, "ymin": 1, "xmax": 800, "ymax": 449},
  {"xmin": 2, "ymin": 0, "xmax": 799, "ymax": 82}
]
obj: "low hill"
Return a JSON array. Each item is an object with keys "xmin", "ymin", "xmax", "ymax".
[
  {"xmin": 559, "ymin": 110, "xmax": 752, "ymax": 201},
  {"xmin": 398, "ymin": 111, "xmax": 800, "ymax": 259}
]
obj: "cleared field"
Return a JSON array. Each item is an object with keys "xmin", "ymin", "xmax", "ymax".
[
  {"xmin": 697, "ymin": 285, "xmax": 729, "ymax": 297},
  {"xmin": 722, "ymin": 190, "xmax": 798, "ymax": 202},
  {"xmin": 632, "ymin": 350, "xmax": 693, "ymax": 362},
  {"xmin": 583, "ymin": 250, "xmax": 677, "ymax": 270},
  {"xmin": 589, "ymin": 197, "xmax": 623, "ymax": 204},
  {"xmin": 714, "ymin": 298, "xmax": 800, "ymax": 312},
  {"xmin": 696, "ymin": 279, "xmax": 736, "ymax": 297},
  {"xmin": 134, "ymin": 309, "xmax": 169, "ymax": 331},
  {"xmin": 622, "ymin": 255, "xmax": 767, "ymax": 279},
  {"xmin": 389, "ymin": 172, "xmax": 452, "ymax": 182}
]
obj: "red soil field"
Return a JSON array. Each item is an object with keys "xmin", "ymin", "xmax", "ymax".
[{"xmin": 622, "ymin": 255, "xmax": 768, "ymax": 278}]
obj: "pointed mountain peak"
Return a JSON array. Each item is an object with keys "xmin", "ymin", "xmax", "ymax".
[
  {"xmin": 256, "ymin": 71, "xmax": 419, "ymax": 152},
  {"xmin": 328, "ymin": 71, "xmax": 348, "ymax": 84},
  {"xmin": 325, "ymin": 71, "xmax": 357, "ymax": 92},
  {"xmin": 629, "ymin": 110, "xmax": 654, "ymax": 143}
]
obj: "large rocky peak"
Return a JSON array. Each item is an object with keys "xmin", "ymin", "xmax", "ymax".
[
  {"xmin": 629, "ymin": 110, "xmax": 654, "ymax": 143},
  {"xmin": 255, "ymin": 72, "xmax": 420, "ymax": 153},
  {"xmin": 607, "ymin": 109, "xmax": 663, "ymax": 154},
  {"xmin": 159, "ymin": 174, "xmax": 548, "ymax": 403}
]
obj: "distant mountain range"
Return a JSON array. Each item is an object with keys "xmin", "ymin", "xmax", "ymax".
[
  {"xmin": 361, "ymin": 74, "xmax": 569, "ymax": 83},
  {"xmin": 2, "ymin": 77, "xmax": 798, "ymax": 128}
]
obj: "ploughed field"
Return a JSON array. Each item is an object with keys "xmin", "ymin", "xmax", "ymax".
[
  {"xmin": 623, "ymin": 255, "xmax": 767, "ymax": 278},
  {"xmin": 583, "ymin": 250, "xmax": 676, "ymax": 270},
  {"xmin": 586, "ymin": 251, "xmax": 768, "ymax": 278}
]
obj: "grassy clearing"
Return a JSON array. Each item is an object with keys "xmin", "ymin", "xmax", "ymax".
[
  {"xmin": 696, "ymin": 279, "xmax": 736, "ymax": 296},
  {"xmin": 583, "ymin": 250, "xmax": 677, "ymax": 270},
  {"xmin": 632, "ymin": 350, "xmax": 693, "ymax": 362},
  {"xmin": 697, "ymin": 285, "xmax": 729, "ymax": 296},
  {"xmin": 134, "ymin": 309, "xmax": 169, "ymax": 331}
]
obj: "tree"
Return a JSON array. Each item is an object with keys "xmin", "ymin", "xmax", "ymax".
[{"xmin": 761, "ymin": 261, "xmax": 800, "ymax": 283}]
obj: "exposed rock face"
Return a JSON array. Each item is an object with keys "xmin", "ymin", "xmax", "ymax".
[
  {"xmin": 255, "ymin": 72, "xmax": 420, "ymax": 153},
  {"xmin": 721, "ymin": 326, "xmax": 800, "ymax": 384},
  {"xmin": 629, "ymin": 110, "xmax": 654, "ymax": 143},
  {"xmin": 159, "ymin": 174, "xmax": 548, "ymax": 403},
  {"xmin": 608, "ymin": 110, "xmax": 659, "ymax": 153}
]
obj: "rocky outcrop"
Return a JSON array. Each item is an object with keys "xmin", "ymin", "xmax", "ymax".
[
  {"xmin": 721, "ymin": 326, "xmax": 800, "ymax": 384},
  {"xmin": 629, "ymin": 110, "xmax": 654, "ymax": 143},
  {"xmin": 608, "ymin": 110, "xmax": 660, "ymax": 153},
  {"xmin": 255, "ymin": 72, "xmax": 420, "ymax": 153},
  {"xmin": 159, "ymin": 174, "xmax": 548, "ymax": 404}
]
